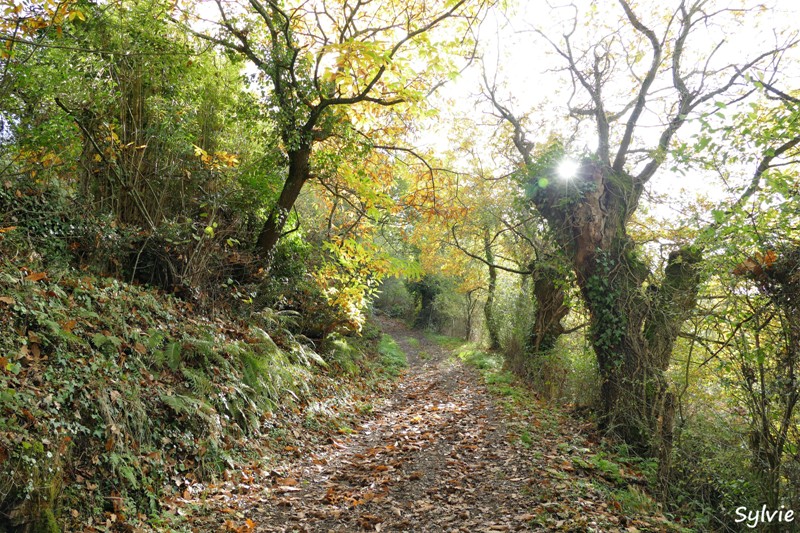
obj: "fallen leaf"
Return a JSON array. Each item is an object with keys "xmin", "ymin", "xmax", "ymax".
[
  {"xmin": 0, "ymin": 296, "xmax": 14, "ymax": 305},
  {"xmin": 24, "ymin": 271, "xmax": 47, "ymax": 282}
]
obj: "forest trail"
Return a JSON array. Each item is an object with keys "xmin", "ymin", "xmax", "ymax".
[{"xmin": 189, "ymin": 318, "xmax": 674, "ymax": 532}]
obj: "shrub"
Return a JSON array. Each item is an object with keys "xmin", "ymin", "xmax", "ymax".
[
  {"xmin": 373, "ymin": 277, "xmax": 415, "ymax": 320},
  {"xmin": 0, "ymin": 259, "xmax": 321, "ymax": 530}
]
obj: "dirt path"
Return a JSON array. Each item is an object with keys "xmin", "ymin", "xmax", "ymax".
[
  {"xmin": 248, "ymin": 318, "xmax": 547, "ymax": 532},
  {"xmin": 188, "ymin": 318, "xmax": 675, "ymax": 532}
]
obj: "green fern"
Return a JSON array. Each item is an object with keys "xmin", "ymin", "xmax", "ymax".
[
  {"xmin": 160, "ymin": 393, "xmax": 216, "ymax": 425},
  {"xmin": 180, "ymin": 366, "xmax": 215, "ymax": 398}
]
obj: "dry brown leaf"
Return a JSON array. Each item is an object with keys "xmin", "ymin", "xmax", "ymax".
[{"xmin": 24, "ymin": 271, "xmax": 47, "ymax": 282}]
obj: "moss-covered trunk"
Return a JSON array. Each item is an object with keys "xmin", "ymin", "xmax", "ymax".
[
  {"xmin": 483, "ymin": 231, "xmax": 500, "ymax": 350},
  {"xmin": 531, "ymin": 159, "xmax": 701, "ymax": 454},
  {"xmin": 529, "ymin": 264, "xmax": 569, "ymax": 354}
]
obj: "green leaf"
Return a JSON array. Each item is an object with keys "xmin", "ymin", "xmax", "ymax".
[
  {"xmin": 92, "ymin": 333, "xmax": 108, "ymax": 348},
  {"xmin": 165, "ymin": 342, "xmax": 182, "ymax": 370}
]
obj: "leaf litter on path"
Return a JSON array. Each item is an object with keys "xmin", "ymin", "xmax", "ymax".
[{"xmin": 185, "ymin": 318, "xmax": 681, "ymax": 532}]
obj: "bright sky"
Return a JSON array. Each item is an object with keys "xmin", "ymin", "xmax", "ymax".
[
  {"xmin": 421, "ymin": 0, "xmax": 800, "ymax": 229},
  {"xmin": 191, "ymin": 0, "xmax": 799, "ymax": 233}
]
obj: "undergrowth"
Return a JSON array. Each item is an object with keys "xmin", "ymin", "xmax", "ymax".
[
  {"xmin": 448, "ymin": 344, "xmax": 689, "ymax": 532},
  {"xmin": 377, "ymin": 335, "xmax": 407, "ymax": 377},
  {"xmin": 0, "ymin": 258, "xmax": 401, "ymax": 531}
]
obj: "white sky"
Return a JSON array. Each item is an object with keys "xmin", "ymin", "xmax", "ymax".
[
  {"xmin": 419, "ymin": 0, "xmax": 800, "ymax": 229},
  {"xmin": 190, "ymin": 0, "xmax": 799, "ymax": 233}
]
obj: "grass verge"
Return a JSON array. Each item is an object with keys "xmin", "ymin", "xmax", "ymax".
[
  {"xmin": 448, "ymin": 344, "xmax": 688, "ymax": 532},
  {"xmin": 377, "ymin": 334, "xmax": 408, "ymax": 377}
]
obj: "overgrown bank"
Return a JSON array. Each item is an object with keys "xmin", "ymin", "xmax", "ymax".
[{"xmin": 0, "ymin": 258, "xmax": 406, "ymax": 532}]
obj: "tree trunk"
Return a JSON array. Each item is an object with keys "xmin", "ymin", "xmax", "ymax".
[
  {"xmin": 530, "ymin": 263, "xmax": 569, "ymax": 353},
  {"xmin": 657, "ymin": 391, "xmax": 675, "ymax": 501},
  {"xmin": 504, "ymin": 261, "xmax": 570, "ymax": 384},
  {"xmin": 483, "ymin": 231, "xmax": 500, "ymax": 349},
  {"xmin": 256, "ymin": 146, "xmax": 312, "ymax": 261},
  {"xmin": 531, "ymin": 159, "xmax": 701, "ymax": 453},
  {"xmin": 465, "ymin": 293, "xmax": 473, "ymax": 341}
]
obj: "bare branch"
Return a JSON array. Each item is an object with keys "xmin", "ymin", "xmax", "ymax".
[
  {"xmin": 759, "ymin": 79, "xmax": 800, "ymax": 104},
  {"xmin": 448, "ymin": 225, "xmax": 533, "ymax": 275},
  {"xmin": 612, "ymin": 0, "xmax": 662, "ymax": 173}
]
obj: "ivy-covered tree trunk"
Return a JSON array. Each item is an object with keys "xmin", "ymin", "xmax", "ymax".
[
  {"xmin": 483, "ymin": 230, "xmax": 500, "ymax": 349},
  {"xmin": 529, "ymin": 263, "xmax": 570, "ymax": 354},
  {"xmin": 532, "ymin": 160, "xmax": 701, "ymax": 453},
  {"xmin": 504, "ymin": 261, "xmax": 571, "ymax": 385}
]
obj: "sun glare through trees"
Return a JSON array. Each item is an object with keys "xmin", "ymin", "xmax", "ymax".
[{"xmin": 556, "ymin": 158, "xmax": 580, "ymax": 180}]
